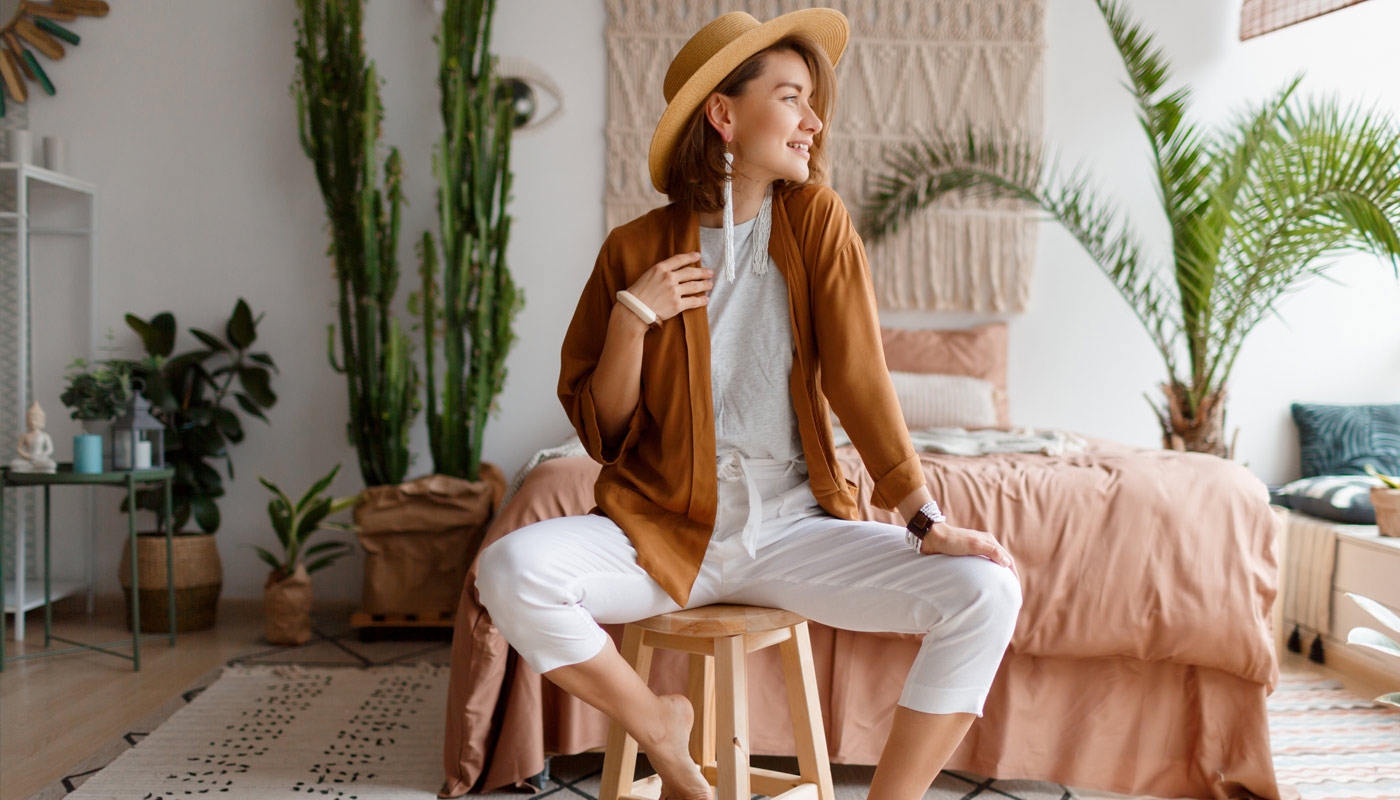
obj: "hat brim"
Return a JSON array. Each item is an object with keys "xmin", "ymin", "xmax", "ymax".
[{"xmin": 648, "ymin": 9, "xmax": 849, "ymax": 195}]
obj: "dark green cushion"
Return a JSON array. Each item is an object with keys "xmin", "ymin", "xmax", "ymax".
[{"xmin": 1291, "ymin": 402, "xmax": 1400, "ymax": 478}]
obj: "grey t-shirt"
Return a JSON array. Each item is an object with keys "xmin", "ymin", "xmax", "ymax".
[{"xmin": 699, "ymin": 214, "xmax": 806, "ymax": 466}]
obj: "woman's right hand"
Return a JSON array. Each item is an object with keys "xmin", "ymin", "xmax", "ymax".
[{"xmin": 624, "ymin": 252, "xmax": 714, "ymax": 323}]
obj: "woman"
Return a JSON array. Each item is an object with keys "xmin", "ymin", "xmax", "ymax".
[{"xmin": 475, "ymin": 9, "xmax": 1021, "ymax": 800}]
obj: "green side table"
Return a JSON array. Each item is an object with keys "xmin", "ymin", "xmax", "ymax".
[{"xmin": 1, "ymin": 462, "xmax": 176, "ymax": 672}]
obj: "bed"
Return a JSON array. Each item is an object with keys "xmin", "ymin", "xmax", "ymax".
[{"xmin": 438, "ymin": 323, "xmax": 1292, "ymax": 800}]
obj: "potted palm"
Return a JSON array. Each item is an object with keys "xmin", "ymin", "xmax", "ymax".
[
  {"xmin": 254, "ymin": 463, "xmax": 356, "ymax": 645},
  {"xmin": 114, "ymin": 299, "xmax": 278, "ymax": 632},
  {"xmin": 859, "ymin": 0, "xmax": 1400, "ymax": 458}
]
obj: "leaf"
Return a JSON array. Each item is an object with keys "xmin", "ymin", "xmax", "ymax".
[
  {"xmin": 215, "ymin": 407, "xmax": 244, "ymax": 444},
  {"xmin": 1376, "ymin": 692, "xmax": 1400, "ymax": 709},
  {"xmin": 294, "ymin": 463, "xmax": 341, "ymax": 515},
  {"xmin": 189, "ymin": 328, "xmax": 228, "ymax": 352},
  {"xmin": 227, "ymin": 299, "xmax": 256, "ymax": 349},
  {"xmin": 1347, "ymin": 592, "xmax": 1400, "ymax": 636},
  {"xmin": 1346, "ymin": 626, "xmax": 1400, "ymax": 659},
  {"xmin": 249, "ymin": 352, "xmax": 279, "ymax": 373},
  {"xmin": 295, "ymin": 496, "xmax": 333, "ymax": 541},
  {"xmin": 191, "ymin": 494, "xmax": 221, "ymax": 533},
  {"xmin": 304, "ymin": 552, "xmax": 348, "ymax": 575},
  {"xmin": 235, "ymin": 392, "xmax": 269, "ymax": 421},
  {"xmin": 253, "ymin": 546, "xmax": 284, "ymax": 573},
  {"xmin": 126, "ymin": 312, "xmax": 177, "ymax": 358},
  {"xmin": 266, "ymin": 497, "xmax": 291, "ymax": 549},
  {"xmin": 238, "ymin": 367, "xmax": 277, "ymax": 407},
  {"xmin": 303, "ymin": 540, "xmax": 349, "ymax": 557}
]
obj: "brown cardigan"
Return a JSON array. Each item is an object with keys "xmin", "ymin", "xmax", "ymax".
[{"xmin": 557, "ymin": 182, "xmax": 927, "ymax": 607}]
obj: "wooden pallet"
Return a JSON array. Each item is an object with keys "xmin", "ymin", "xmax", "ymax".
[{"xmin": 349, "ymin": 610, "xmax": 455, "ymax": 628}]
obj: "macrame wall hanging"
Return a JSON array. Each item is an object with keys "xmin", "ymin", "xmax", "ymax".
[{"xmin": 604, "ymin": 0, "xmax": 1046, "ymax": 312}]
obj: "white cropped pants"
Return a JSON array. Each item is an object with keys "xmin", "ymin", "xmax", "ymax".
[{"xmin": 476, "ymin": 457, "xmax": 1022, "ymax": 717}]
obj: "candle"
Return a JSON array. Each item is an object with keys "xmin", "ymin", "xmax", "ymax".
[{"xmin": 134, "ymin": 440, "xmax": 152, "ymax": 469}]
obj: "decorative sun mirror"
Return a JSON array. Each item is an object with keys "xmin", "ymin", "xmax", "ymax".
[{"xmin": 0, "ymin": 0, "xmax": 108, "ymax": 116}]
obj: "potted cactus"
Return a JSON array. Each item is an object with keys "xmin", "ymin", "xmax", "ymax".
[{"xmin": 1343, "ymin": 592, "xmax": 1400, "ymax": 710}]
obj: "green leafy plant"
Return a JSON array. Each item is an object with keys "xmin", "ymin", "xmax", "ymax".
[
  {"xmin": 58, "ymin": 357, "xmax": 133, "ymax": 422},
  {"xmin": 413, "ymin": 0, "xmax": 523, "ymax": 482},
  {"xmin": 253, "ymin": 463, "xmax": 356, "ymax": 578},
  {"xmin": 293, "ymin": 0, "xmax": 420, "ymax": 487},
  {"xmin": 122, "ymin": 299, "xmax": 278, "ymax": 533},
  {"xmin": 1343, "ymin": 592, "xmax": 1400, "ymax": 709},
  {"xmin": 1364, "ymin": 463, "xmax": 1400, "ymax": 489},
  {"xmin": 859, "ymin": 0, "xmax": 1400, "ymax": 458}
]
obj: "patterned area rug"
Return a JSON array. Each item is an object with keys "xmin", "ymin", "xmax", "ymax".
[{"xmin": 28, "ymin": 623, "xmax": 1400, "ymax": 800}]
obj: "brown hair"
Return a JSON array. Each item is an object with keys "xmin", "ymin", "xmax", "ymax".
[{"xmin": 664, "ymin": 31, "xmax": 837, "ymax": 213}]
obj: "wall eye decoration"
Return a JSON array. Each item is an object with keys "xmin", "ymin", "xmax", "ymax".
[
  {"xmin": 0, "ymin": 0, "xmax": 109, "ymax": 116},
  {"xmin": 493, "ymin": 56, "xmax": 564, "ymax": 134}
]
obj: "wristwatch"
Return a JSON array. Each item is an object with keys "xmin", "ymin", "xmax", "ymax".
[{"xmin": 904, "ymin": 500, "xmax": 946, "ymax": 551}]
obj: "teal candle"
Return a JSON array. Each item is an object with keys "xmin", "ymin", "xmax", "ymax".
[{"xmin": 73, "ymin": 433, "xmax": 103, "ymax": 474}]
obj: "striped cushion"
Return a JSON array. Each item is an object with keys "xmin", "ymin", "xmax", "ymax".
[
  {"xmin": 1270, "ymin": 474, "xmax": 1381, "ymax": 524},
  {"xmin": 1291, "ymin": 403, "xmax": 1400, "ymax": 478},
  {"xmin": 889, "ymin": 370, "xmax": 999, "ymax": 430}
]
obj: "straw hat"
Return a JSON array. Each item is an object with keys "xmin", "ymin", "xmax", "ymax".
[{"xmin": 647, "ymin": 8, "xmax": 850, "ymax": 195}]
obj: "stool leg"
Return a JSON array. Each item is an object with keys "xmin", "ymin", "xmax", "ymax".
[
  {"xmin": 687, "ymin": 653, "xmax": 715, "ymax": 770},
  {"xmin": 779, "ymin": 621, "xmax": 834, "ymax": 800},
  {"xmin": 714, "ymin": 633, "xmax": 750, "ymax": 800},
  {"xmin": 600, "ymin": 625, "xmax": 654, "ymax": 800}
]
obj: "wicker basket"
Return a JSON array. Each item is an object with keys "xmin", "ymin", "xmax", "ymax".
[
  {"xmin": 118, "ymin": 532, "xmax": 223, "ymax": 632},
  {"xmin": 1372, "ymin": 487, "xmax": 1400, "ymax": 537}
]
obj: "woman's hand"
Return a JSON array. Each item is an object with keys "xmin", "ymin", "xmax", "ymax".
[
  {"xmin": 625, "ymin": 252, "xmax": 714, "ymax": 323},
  {"xmin": 919, "ymin": 523, "xmax": 1017, "ymax": 579}
]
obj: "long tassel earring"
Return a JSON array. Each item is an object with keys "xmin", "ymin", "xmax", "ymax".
[{"xmin": 722, "ymin": 144, "xmax": 737, "ymax": 282}]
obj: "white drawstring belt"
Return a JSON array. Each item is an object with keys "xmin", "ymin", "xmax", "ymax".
[{"xmin": 716, "ymin": 450, "xmax": 805, "ymax": 558}]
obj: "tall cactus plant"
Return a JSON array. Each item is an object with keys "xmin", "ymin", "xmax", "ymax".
[
  {"xmin": 418, "ymin": 0, "xmax": 523, "ymax": 481},
  {"xmin": 293, "ymin": 0, "xmax": 420, "ymax": 487}
]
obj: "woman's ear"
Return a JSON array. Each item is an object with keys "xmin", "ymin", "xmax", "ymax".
[{"xmin": 706, "ymin": 94, "xmax": 734, "ymax": 143}]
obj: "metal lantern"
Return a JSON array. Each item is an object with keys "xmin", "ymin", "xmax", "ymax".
[{"xmin": 112, "ymin": 392, "xmax": 164, "ymax": 470}]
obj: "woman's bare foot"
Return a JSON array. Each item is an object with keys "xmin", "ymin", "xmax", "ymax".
[{"xmin": 642, "ymin": 694, "xmax": 712, "ymax": 800}]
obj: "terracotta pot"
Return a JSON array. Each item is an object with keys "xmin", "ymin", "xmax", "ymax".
[
  {"xmin": 118, "ymin": 532, "xmax": 222, "ymax": 633},
  {"xmin": 264, "ymin": 563, "xmax": 313, "ymax": 645},
  {"xmin": 353, "ymin": 463, "xmax": 505, "ymax": 616},
  {"xmin": 1370, "ymin": 487, "xmax": 1400, "ymax": 537}
]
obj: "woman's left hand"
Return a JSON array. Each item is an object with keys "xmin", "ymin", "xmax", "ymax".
[{"xmin": 919, "ymin": 523, "xmax": 1017, "ymax": 579}]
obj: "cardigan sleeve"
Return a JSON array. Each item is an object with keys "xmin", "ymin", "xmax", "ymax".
[
  {"xmin": 558, "ymin": 236, "xmax": 648, "ymax": 467},
  {"xmin": 809, "ymin": 215, "xmax": 928, "ymax": 512}
]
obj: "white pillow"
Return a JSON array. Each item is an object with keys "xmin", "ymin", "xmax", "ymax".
[{"xmin": 831, "ymin": 371, "xmax": 999, "ymax": 431}]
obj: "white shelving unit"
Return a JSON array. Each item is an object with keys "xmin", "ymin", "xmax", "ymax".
[{"xmin": 0, "ymin": 160, "xmax": 98, "ymax": 642}]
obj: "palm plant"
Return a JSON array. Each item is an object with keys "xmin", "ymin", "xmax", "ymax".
[
  {"xmin": 415, "ymin": 0, "xmax": 523, "ymax": 482},
  {"xmin": 293, "ymin": 0, "xmax": 420, "ymax": 486},
  {"xmin": 859, "ymin": 0, "xmax": 1400, "ymax": 457},
  {"xmin": 253, "ymin": 463, "xmax": 356, "ymax": 579}
]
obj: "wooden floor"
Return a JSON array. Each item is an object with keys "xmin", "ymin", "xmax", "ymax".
[
  {"xmin": 0, "ymin": 592, "xmax": 358, "ymax": 800},
  {"xmin": 1, "ymin": 597, "xmax": 1395, "ymax": 800}
]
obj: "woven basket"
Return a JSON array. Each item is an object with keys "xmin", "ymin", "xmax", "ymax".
[
  {"xmin": 118, "ymin": 532, "xmax": 223, "ymax": 632},
  {"xmin": 1371, "ymin": 487, "xmax": 1400, "ymax": 537}
]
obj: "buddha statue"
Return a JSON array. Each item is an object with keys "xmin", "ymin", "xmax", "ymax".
[{"xmin": 10, "ymin": 400, "xmax": 57, "ymax": 473}]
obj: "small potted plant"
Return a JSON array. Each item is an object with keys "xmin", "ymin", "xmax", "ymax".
[
  {"xmin": 1362, "ymin": 464, "xmax": 1400, "ymax": 537},
  {"xmin": 253, "ymin": 463, "xmax": 356, "ymax": 645},
  {"xmin": 1344, "ymin": 592, "xmax": 1400, "ymax": 710},
  {"xmin": 58, "ymin": 356, "xmax": 133, "ymax": 472}
]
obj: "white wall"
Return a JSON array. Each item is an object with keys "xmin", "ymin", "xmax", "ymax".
[{"xmin": 22, "ymin": 0, "xmax": 1400, "ymax": 600}]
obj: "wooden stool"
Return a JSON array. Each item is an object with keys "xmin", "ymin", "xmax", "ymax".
[{"xmin": 598, "ymin": 604, "xmax": 835, "ymax": 800}]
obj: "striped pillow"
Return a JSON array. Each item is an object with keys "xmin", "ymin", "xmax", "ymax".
[
  {"xmin": 889, "ymin": 371, "xmax": 999, "ymax": 430},
  {"xmin": 1270, "ymin": 474, "xmax": 1381, "ymax": 524},
  {"xmin": 1291, "ymin": 403, "xmax": 1400, "ymax": 478}
]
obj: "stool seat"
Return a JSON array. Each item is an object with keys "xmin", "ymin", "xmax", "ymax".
[
  {"xmin": 632, "ymin": 603, "xmax": 806, "ymax": 636},
  {"xmin": 600, "ymin": 603, "xmax": 835, "ymax": 800}
]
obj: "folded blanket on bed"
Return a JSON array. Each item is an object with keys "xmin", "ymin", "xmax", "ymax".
[{"xmin": 503, "ymin": 427, "xmax": 1088, "ymax": 511}]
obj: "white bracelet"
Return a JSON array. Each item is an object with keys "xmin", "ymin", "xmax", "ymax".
[{"xmin": 616, "ymin": 290, "xmax": 660, "ymax": 328}]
